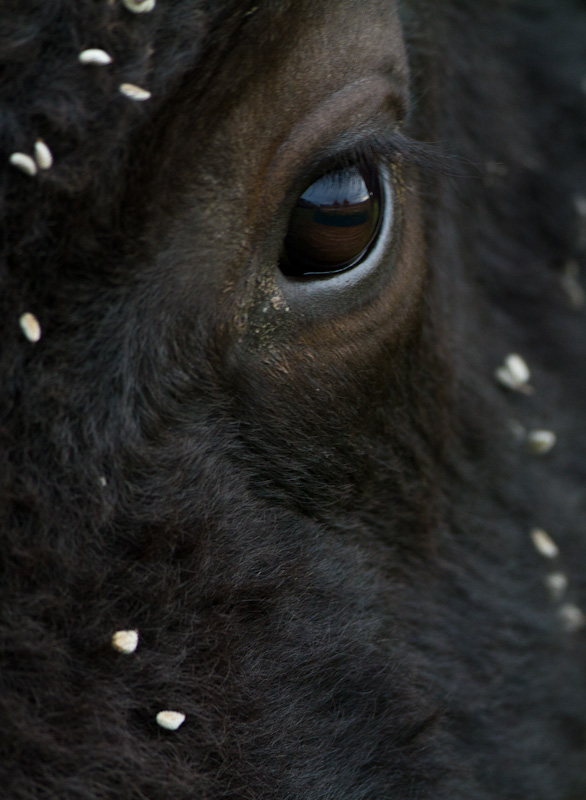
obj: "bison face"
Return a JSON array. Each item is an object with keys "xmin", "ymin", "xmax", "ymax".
[{"xmin": 1, "ymin": 1, "xmax": 585, "ymax": 798}]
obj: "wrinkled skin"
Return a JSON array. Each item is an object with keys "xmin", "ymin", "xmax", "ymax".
[{"xmin": 1, "ymin": 1, "xmax": 586, "ymax": 798}]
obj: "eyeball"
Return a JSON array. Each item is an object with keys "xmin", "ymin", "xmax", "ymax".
[{"xmin": 280, "ymin": 161, "xmax": 385, "ymax": 279}]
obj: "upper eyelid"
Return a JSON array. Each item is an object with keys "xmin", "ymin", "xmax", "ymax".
[
  {"xmin": 285, "ymin": 134, "xmax": 391, "ymax": 196},
  {"xmin": 296, "ymin": 130, "xmax": 439, "ymax": 194},
  {"xmin": 264, "ymin": 77, "xmax": 405, "ymax": 198},
  {"xmin": 349, "ymin": 132, "xmax": 443, "ymax": 174}
]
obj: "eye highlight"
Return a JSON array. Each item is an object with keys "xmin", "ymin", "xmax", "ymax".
[{"xmin": 280, "ymin": 161, "xmax": 385, "ymax": 279}]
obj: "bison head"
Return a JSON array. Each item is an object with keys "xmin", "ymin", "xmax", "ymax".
[{"xmin": 1, "ymin": 1, "xmax": 585, "ymax": 797}]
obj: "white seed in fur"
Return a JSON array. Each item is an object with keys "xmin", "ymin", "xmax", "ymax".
[
  {"xmin": 558, "ymin": 603, "xmax": 586, "ymax": 633},
  {"xmin": 119, "ymin": 83, "xmax": 151, "ymax": 101},
  {"xmin": 111, "ymin": 629, "xmax": 139, "ymax": 654},
  {"xmin": 34, "ymin": 139, "xmax": 53, "ymax": 170},
  {"xmin": 9, "ymin": 152, "xmax": 37, "ymax": 176},
  {"xmin": 495, "ymin": 353, "xmax": 531, "ymax": 393},
  {"xmin": 19, "ymin": 313, "xmax": 41, "ymax": 343},
  {"xmin": 156, "ymin": 710, "xmax": 186, "ymax": 730},
  {"xmin": 526, "ymin": 429, "xmax": 557, "ymax": 455},
  {"xmin": 530, "ymin": 528, "xmax": 559, "ymax": 559},
  {"xmin": 98, "ymin": 476, "xmax": 107, "ymax": 487},
  {"xmin": 505, "ymin": 353, "xmax": 530, "ymax": 384},
  {"xmin": 544, "ymin": 572, "xmax": 568, "ymax": 600},
  {"xmin": 122, "ymin": 0, "xmax": 156, "ymax": 13},
  {"xmin": 78, "ymin": 48, "xmax": 113, "ymax": 65}
]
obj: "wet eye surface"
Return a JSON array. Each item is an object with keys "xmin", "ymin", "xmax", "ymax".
[{"xmin": 280, "ymin": 162, "xmax": 385, "ymax": 279}]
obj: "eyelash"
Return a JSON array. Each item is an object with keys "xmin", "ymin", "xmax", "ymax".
[{"xmin": 300, "ymin": 131, "xmax": 440, "ymax": 192}]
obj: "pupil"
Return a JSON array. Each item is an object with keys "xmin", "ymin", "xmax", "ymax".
[{"xmin": 280, "ymin": 163, "xmax": 383, "ymax": 279}]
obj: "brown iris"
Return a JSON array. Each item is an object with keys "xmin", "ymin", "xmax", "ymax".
[{"xmin": 280, "ymin": 163, "xmax": 383, "ymax": 278}]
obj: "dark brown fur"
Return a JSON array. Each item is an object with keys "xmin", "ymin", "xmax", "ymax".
[{"xmin": 1, "ymin": 1, "xmax": 585, "ymax": 797}]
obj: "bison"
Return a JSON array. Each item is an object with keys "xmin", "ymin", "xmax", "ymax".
[{"xmin": 1, "ymin": 0, "xmax": 585, "ymax": 797}]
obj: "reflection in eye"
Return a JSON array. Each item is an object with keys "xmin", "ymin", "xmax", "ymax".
[{"xmin": 280, "ymin": 163, "xmax": 385, "ymax": 279}]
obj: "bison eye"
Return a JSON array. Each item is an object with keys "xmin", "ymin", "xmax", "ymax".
[{"xmin": 280, "ymin": 162, "xmax": 385, "ymax": 279}]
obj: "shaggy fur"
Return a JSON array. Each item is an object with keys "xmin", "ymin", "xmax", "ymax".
[{"xmin": 1, "ymin": 1, "xmax": 585, "ymax": 797}]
